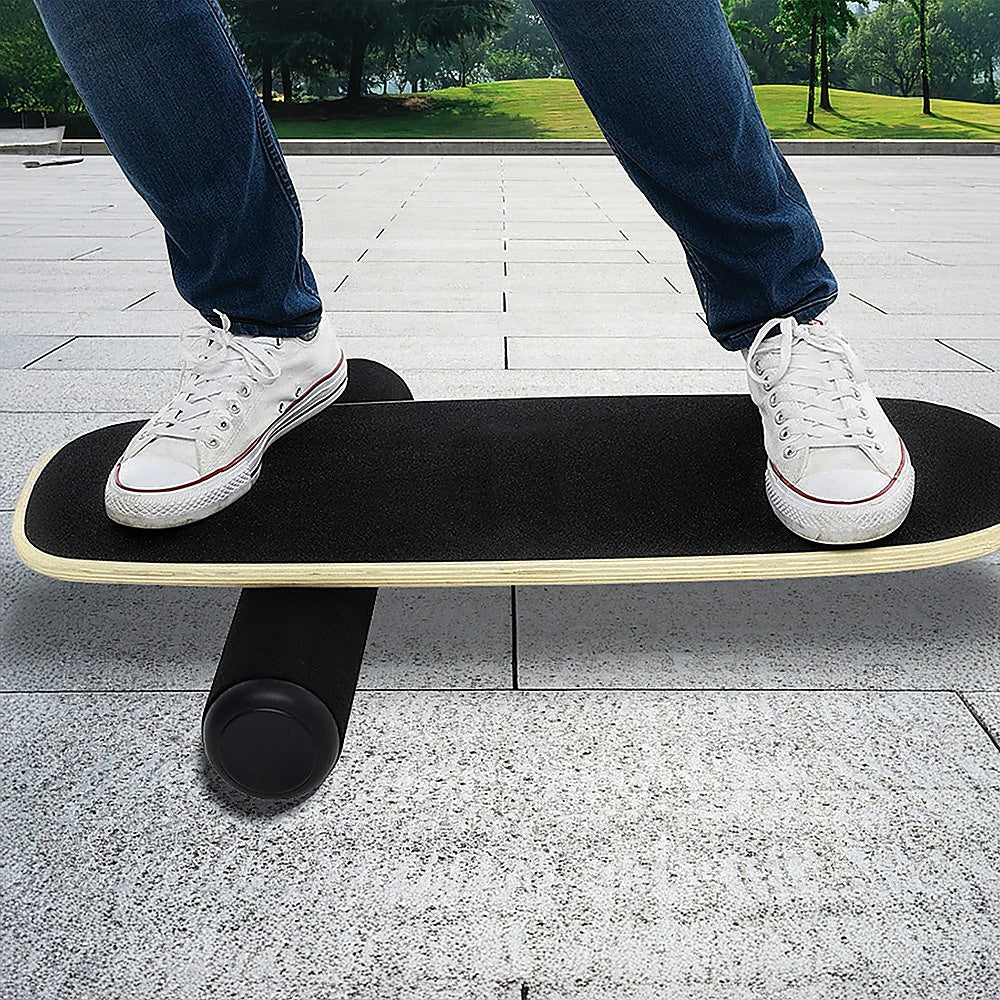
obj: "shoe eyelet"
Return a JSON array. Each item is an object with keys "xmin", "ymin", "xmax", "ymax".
[
  {"xmin": 783, "ymin": 446, "xmax": 796, "ymax": 459},
  {"xmin": 229, "ymin": 402, "xmax": 240, "ymax": 414},
  {"xmin": 238, "ymin": 385, "xmax": 251, "ymax": 397},
  {"xmin": 208, "ymin": 438, "xmax": 220, "ymax": 449},
  {"xmin": 278, "ymin": 402, "xmax": 286, "ymax": 413},
  {"xmin": 294, "ymin": 385, "xmax": 302, "ymax": 397},
  {"xmin": 866, "ymin": 427, "xmax": 875, "ymax": 437},
  {"xmin": 858, "ymin": 406, "xmax": 868, "ymax": 418},
  {"xmin": 774, "ymin": 411, "xmax": 784, "ymax": 424},
  {"xmin": 779, "ymin": 428, "xmax": 789, "ymax": 440},
  {"xmin": 874, "ymin": 442, "xmax": 883, "ymax": 452},
  {"xmin": 768, "ymin": 393, "xmax": 777, "ymax": 407},
  {"xmin": 218, "ymin": 418, "xmax": 229, "ymax": 430},
  {"xmin": 853, "ymin": 388, "xmax": 862, "ymax": 400}
]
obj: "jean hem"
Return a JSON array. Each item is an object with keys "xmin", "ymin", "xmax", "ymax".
[
  {"xmin": 717, "ymin": 289, "xmax": 839, "ymax": 352},
  {"xmin": 205, "ymin": 312, "xmax": 322, "ymax": 339}
]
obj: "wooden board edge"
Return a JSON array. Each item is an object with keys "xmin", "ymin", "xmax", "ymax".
[
  {"xmin": 13, "ymin": 447, "xmax": 1000, "ymax": 591},
  {"xmin": 11, "ymin": 447, "xmax": 61, "ymax": 581}
]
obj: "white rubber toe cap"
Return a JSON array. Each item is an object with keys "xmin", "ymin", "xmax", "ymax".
[
  {"xmin": 115, "ymin": 454, "xmax": 201, "ymax": 491},
  {"xmin": 789, "ymin": 468, "xmax": 894, "ymax": 504}
]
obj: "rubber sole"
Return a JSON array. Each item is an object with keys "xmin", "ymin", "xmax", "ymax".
[{"xmin": 765, "ymin": 454, "xmax": 916, "ymax": 545}]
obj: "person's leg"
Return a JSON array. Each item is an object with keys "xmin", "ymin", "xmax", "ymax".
[
  {"xmin": 530, "ymin": 0, "xmax": 838, "ymax": 352},
  {"xmin": 32, "ymin": 0, "xmax": 322, "ymax": 338},
  {"xmin": 530, "ymin": 0, "xmax": 914, "ymax": 546},
  {"xmin": 33, "ymin": 0, "xmax": 347, "ymax": 529}
]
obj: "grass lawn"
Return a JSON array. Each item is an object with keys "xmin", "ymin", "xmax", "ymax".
[{"xmin": 268, "ymin": 78, "xmax": 999, "ymax": 140}]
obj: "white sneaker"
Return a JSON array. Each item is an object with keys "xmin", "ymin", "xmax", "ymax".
[
  {"xmin": 742, "ymin": 313, "xmax": 915, "ymax": 545},
  {"xmin": 105, "ymin": 309, "xmax": 347, "ymax": 529}
]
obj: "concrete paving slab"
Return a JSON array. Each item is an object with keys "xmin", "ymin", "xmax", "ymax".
[
  {"xmin": 0, "ymin": 236, "xmax": 103, "ymax": 260},
  {"xmin": 504, "ymin": 290, "xmax": 698, "ymax": 317},
  {"xmin": 18, "ymin": 220, "xmax": 158, "ymax": 239},
  {"xmin": 379, "ymin": 223, "xmax": 504, "ymax": 240},
  {"xmin": 0, "ymin": 312, "xmax": 89, "ymax": 337},
  {"xmin": 942, "ymin": 340, "xmax": 1000, "ymax": 371},
  {"xmin": 498, "ymin": 310, "xmax": 710, "ymax": 338},
  {"xmin": 898, "ymin": 242, "xmax": 999, "ymax": 266},
  {"xmin": 1, "ymin": 690, "xmax": 996, "ymax": 999},
  {"xmin": 329, "ymin": 310, "xmax": 509, "ymax": 340},
  {"xmin": 808, "ymin": 309, "xmax": 997, "ymax": 340},
  {"xmin": 1, "ymin": 288, "xmax": 157, "ymax": 313},
  {"xmin": 504, "ymin": 221, "xmax": 626, "ymax": 240},
  {"xmin": 361, "ymin": 238, "xmax": 504, "ymax": 262},
  {"xmin": 331, "ymin": 262, "xmax": 502, "ymax": 312},
  {"xmin": 27, "ymin": 335, "xmax": 504, "ymax": 372},
  {"xmin": 505, "ymin": 261, "xmax": 673, "ymax": 294},
  {"xmin": 505, "ymin": 240, "xmax": 636, "ymax": 263},
  {"xmin": 0, "ymin": 369, "xmax": 178, "ymax": 413},
  {"xmin": 0, "ymin": 336, "xmax": 71, "ymax": 369},
  {"xmin": 514, "ymin": 553, "xmax": 1000, "ymax": 690},
  {"xmin": 961, "ymin": 691, "xmax": 1000, "ymax": 748},
  {"xmin": 834, "ymin": 264, "xmax": 998, "ymax": 314},
  {"xmin": 1, "ymin": 514, "xmax": 512, "ymax": 692},
  {"xmin": 861, "ymin": 370, "xmax": 999, "ymax": 413},
  {"xmin": 58, "ymin": 312, "xmax": 198, "ymax": 337},
  {"xmin": 396, "ymin": 369, "xmax": 745, "ymax": 400},
  {"xmin": 506, "ymin": 336, "xmax": 982, "ymax": 372},
  {"xmin": 851, "ymin": 224, "xmax": 988, "ymax": 243}
]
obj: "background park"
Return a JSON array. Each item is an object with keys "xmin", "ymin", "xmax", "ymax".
[{"xmin": 1, "ymin": 0, "xmax": 998, "ymax": 140}]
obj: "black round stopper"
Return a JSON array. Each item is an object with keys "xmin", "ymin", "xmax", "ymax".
[{"xmin": 202, "ymin": 678, "xmax": 341, "ymax": 799}]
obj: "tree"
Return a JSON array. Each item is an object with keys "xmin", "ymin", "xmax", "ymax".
[
  {"xmin": 405, "ymin": 0, "xmax": 513, "ymax": 87},
  {"xmin": 774, "ymin": 0, "xmax": 866, "ymax": 121},
  {"xmin": 937, "ymin": 0, "xmax": 997, "ymax": 102},
  {"xmin": 774, "ymin": 0, "xmax": 823, "ymax": 122},
  {"xmin": 480, "ymin": 0, "xmax": 566, "ymax": 80},
  {"xmin": 0, "ymin": 0, "xmax": 82, "ymax": 121},
  {"xmin": 839, "ymin": 1, "xmax": 923, "ymax": 97},
  {"xmin": 727, "ymin": 0, "xmax": 801, "ymax": 84},
  {"xmin": 899, "ymin": 0, "xmax": 935, "ymax": 112}
]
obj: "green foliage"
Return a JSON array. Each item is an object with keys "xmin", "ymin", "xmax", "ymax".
[
  {"xmin": 474, "ymin": 0, "xmax": 567, "ymax": 81},
  {"xmin": 481, "ymin": 44, "xmax": 541, "ymax": 80},
  {"xmin": 0, "ymin": 0, "xmax": 82, "ymax": 116}
]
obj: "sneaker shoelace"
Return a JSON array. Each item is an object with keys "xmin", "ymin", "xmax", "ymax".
[
  {"xmin": 745, "ymin": 315, "xmax": 880, "ymax": 459},
  {"xmin": 145, "ymin": 309, "xmax": 282, "ymax": 448}
]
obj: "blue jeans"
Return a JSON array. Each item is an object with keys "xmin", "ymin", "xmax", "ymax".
[{"xmin": 33, "ymin": 0, "xmax": 838, "ymax": 351}]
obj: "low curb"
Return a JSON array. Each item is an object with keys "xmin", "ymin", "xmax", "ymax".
[{"xmin": 21, "ymin": 137, "xmax": 1000, "ymax": 157}]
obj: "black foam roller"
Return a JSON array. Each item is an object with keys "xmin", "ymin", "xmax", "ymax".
[{"xmin": 202, "ymin": 586, "xmax": 377, "ymax": 799}]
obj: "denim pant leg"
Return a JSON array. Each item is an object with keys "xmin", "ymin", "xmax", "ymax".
[
  {"xmin": 32, "ymin": 0, "xmax": 322, "ymax": 338},
  {"xmin": 530, "ymin": 0, "xmax": 838, "ymax": 351}
]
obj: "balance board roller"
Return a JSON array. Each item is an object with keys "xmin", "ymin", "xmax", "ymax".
[{"xmin": 14, "ymin": 359, "xmax": 1000, "ymax": 800}]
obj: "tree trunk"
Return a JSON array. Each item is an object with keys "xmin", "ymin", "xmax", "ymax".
[
  {"xmin": 262, "ymin": 49, "xmax": 273, "ymax": 109},
  {"xmin": 347, "ymin": 27, "xmax": 366, "ymax": 100},
  {"xmin": 281, "ymin": 63, "xmax": 292, "ymax": 104},
  {"xmin": 919, "ymin": 0, "xmax": 931, "ymax": 114},
  {"xmin": 807, "ymin": 13, "xmax": 818, "ymax": 126},
  {"xmin": 820, "ymin": 17, "xmax": 831, "ymax": 111}
]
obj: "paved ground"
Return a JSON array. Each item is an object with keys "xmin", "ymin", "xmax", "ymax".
[{"xmin": 1, "ymin": 153, "xmax": 998, "ymax": 999}]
